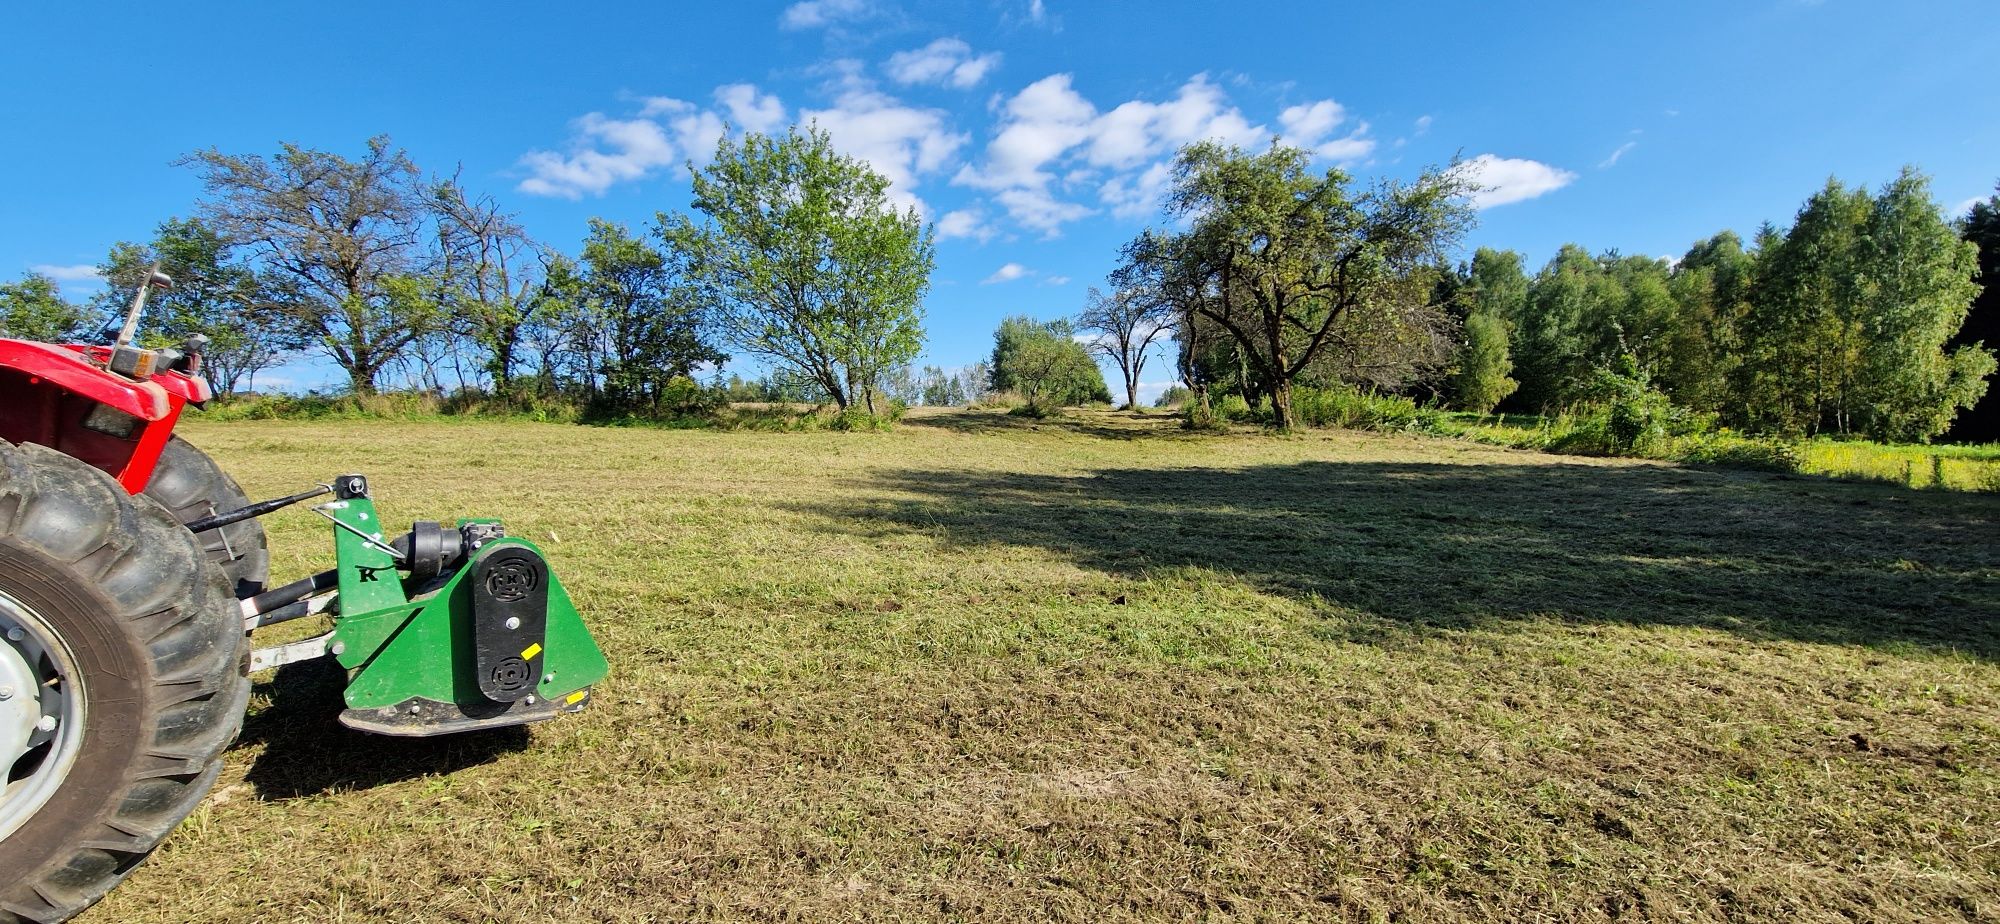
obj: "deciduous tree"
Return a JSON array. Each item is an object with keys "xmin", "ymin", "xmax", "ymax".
[
  {"xmin": 1077, "ymin": 285, "xmax": 1171, "ymax": 410},
  {"xmin": 181, "ymin": 137, "xmax": 443, "ymax": 394},
  {"xmin": 1136, "ymin": 141, "xmax": 1474, "ymax": 429},
  {"xmin": 97, "ymin": 218, "xmax": 289, "ymax": 395},
  {"xmin": 664, "ymin": 127, "xmax": 932, "ymax": 415},
  {"xmin": 0, "ymin": 272, "xmax": 89, "ymax": 342}
]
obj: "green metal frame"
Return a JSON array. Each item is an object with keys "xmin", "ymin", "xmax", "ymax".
[{"xmin": 318, "ymin": 495, "xmax": 608, "ymax": 713}]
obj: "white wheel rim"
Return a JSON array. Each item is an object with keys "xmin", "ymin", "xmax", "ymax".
[{"xmin": 0, "ymin": 589, "xmax": 87, "ymax": 843}]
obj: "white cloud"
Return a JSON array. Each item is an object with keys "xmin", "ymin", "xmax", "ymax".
[
  {"xmin": 30, "ymin": 264, "xmax": 102, "ymax": 284},
  {"xmin": 781, "ymin": 0, "xmax": 875, "ymax": 30},
  {"xmin": 804, "ymin": 84, "xmax": 968, "ymax": 216},
  {"xmin": 994, "ymin": 187, "xmax": 1095, "ymax": 234},
  {"xmin": 1099, "ymin": 160, "xmax": 1173, "ymax": 221},
  {"xmin": 1279, "ymin": 100, "xmax": 1344, "ymax": 145},
  {"xmin": 1414, "ymin": 114, "xmax": 1433, "ymax": 135},
  {"xmin": 953, "ymin": 73, "xmax": 1274, "ymax": 235},
  {"xmin": 518, "ymin": 113, "xmax": 681, "ymax": 198},
  {"xmin": 1953, "ymin": 196, "xmax": 1986, "ymax": 217},
  {"xmin": 886, "ymin": 38, "xmax": 1001, "ymax": 89},
  {"xmin": 982, "ymin": 262, "xmax": 1031, "ymax": 284},
  {"xmin": 715, "ymin": 83, "xmax": 787, "ymax": 134},
  {"xmin": 637, "ymin": 97, "xmax": 728, "ymax": 167},
  {"xmin": 1598, "ymin": 141, "xmax": 1638, "ymax": 169},
  {"xmin": 1042, "ymin": 275, "xmax": 1071, "ymax": 286},
  {"xmin": 935, "ymin": 207, "xmax": 997, "ymax": 242},
  {"xmin": 1028, "ymin": 0, "xmax": 1047, "ymax": 23},
  {"xmin": 1455, "ymin": 154, "xmax": 1577, "ymax": 209},
  {"xmin": 522, "ymin": 72, "xmax": 965, "ymax": 212},
  {"xmin": 1277, "ymin": 99, "xmax": 1373, "ymax": 163}
]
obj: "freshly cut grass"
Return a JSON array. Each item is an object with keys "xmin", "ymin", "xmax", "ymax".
[{"xmin": 91, "ymin": 407, "xmax": 1998, "ymax": 923}]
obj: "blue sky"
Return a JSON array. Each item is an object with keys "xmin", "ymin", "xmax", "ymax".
[{"xmin": 3, "ymin": 0, "xmax": 1996, "ymax": 396}]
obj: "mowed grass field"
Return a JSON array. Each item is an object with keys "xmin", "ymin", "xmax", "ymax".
[{"xmin": 90, "ymin": 409, "xmax": 1998, "ymax": 923}]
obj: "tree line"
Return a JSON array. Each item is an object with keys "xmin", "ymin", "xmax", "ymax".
[
  {"xmin": 0, "ymin": 129, "xmax": 932, "ymax": 421},
  {"xmin": 2, "ymin": 129, "xmax": 1992, "ymax": 443},
  {"xmin": 1097, "ymin": 146, "xmax": 1994, "ymax": 443}
]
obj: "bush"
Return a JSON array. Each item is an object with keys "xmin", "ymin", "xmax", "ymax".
[
  {"xmin": 1670, "ymin": 434, "xmax": 1803, "ymax": 472},
  {"xmin": 1153, "ymin": 385, "xmax": 1193, "ymax": 409}
]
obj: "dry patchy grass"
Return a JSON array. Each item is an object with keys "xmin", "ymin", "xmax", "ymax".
[{"xmin": 88, "ymin": 407, "xmax": 2000, "ymax": 923}]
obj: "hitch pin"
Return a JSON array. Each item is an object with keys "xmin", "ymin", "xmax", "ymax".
[{"xmin": 310, "ymin": 503, "xmax": 407, "ymax": 561}]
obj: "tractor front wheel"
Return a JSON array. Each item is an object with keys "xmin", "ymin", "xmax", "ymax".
[
  {"xmin": 0, "ymin": 441, "xmax": 249, "ymax": 924},
  {"xmin": 144, "ymin": 435, "xmax": 270, "ymax": 599}
]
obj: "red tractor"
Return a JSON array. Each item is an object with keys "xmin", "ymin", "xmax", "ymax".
[{"xmin": 0, "ymin": 271, "xmax": 605, "ymax": 922}]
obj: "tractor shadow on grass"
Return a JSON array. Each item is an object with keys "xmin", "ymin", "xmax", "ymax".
[
  {"xmin": 804, "ymin": 458, "xmax": 2000, "ymax": 658},
  {"xmin": 233, "ymin": 657, "xmax": 529, "ymax": 800}
]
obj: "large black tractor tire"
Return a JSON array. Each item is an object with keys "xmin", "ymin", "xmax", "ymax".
[
  {"xmin": 143, "ymin": 436, "xmax": 269, "ymax": 598},
  {"xmin": 0, "ymin": 441, "xmax": 250, "ymax": 924}
]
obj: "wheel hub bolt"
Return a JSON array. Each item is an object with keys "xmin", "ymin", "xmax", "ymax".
[
  {"xmin": 5, "ymin": 628, "xmax": 22, "ymax": 642},
  {"xmin": 36, "ymin": 716, "xmax": 56, "ymax": 732}
]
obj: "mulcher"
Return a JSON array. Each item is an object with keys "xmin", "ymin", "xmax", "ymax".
[{"xmin": 0, "ymin": 268, "xmax": 608, "ymax": 923}]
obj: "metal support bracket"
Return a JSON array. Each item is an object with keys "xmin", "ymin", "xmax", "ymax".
[{"xmin": 249, "ymin": 631, "xmax": 336, "ymax": 673}]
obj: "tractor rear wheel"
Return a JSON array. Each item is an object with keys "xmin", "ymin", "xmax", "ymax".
[
  {"xmin": 0, "ymin": 440, "xmax": 249, "ymax": 924},
  {"xmin": 144, "ymin": 435, "xmax": 269, "ymax": 598}
]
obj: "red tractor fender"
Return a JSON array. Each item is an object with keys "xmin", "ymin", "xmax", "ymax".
[{"xmin": 0, "ymin": 338, "xmax": 210, "ymax": 493}]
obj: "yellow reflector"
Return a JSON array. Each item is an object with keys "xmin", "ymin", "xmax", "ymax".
[
  {"xmin": 565, "ymin": 691, "xmax": 586, "ymax": 705},
  {"xmin": 521, "ymin": 642, "xmax": 543, "ymax": 660}
]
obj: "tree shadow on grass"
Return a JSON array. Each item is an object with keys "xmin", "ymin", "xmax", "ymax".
[
  {"xmin": 802, "ymin": 459, "xmax": 2000, "ymax": 658},
  {"xmin": 232, "ymin": 657, "xmax": 528, "ymax": 800},
  {"xmin": 903, "ymin": 408, "xmax": 1195, "ymax": 442}
]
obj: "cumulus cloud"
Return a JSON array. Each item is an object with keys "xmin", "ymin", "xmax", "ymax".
[
  {"xmin": 935, "ymin": 207, "xmax": 997, "ymax": 242},
  {"xmin": 1455, "ymin": 154, "xmax": 1577, "ymax": 208},
  {"xmin": 1099, "ymin": 160, "xmax": 1173, "ymax": 221},
  {"xmin": 521, "ymin": 76, "xmax": 962, "ymax": 211},
  {"xmin": 518, "ymin": 114, "xmax": 681, "ymax": 198},
  {"xmin": 715, "ymin": 83, "xmax": 787, "ymax": 134},
  {"xmin": 1276, "ymin": 98, "xmax": 1374, "ymax": 163},
  {"xmin": 1598, "ymin": 141, "xmax": 1638, "ymax": 169},
  {"xmin": 1279, "ymin": 100, "xmax": 1344, "ymax": 145},
  {"xmin": 982, "ymin": 262, "xmax": 1031, "ymax": 284},
  {"xmin": 953, "ymin": 73, "xmax": 1276, "ymax": 235},
  {"xmin": 30, "ymin": 264, "xmax": 102, "ymax": 284},
  {"xmin": 803, "ymin": 84, "xmax": 968, "ymax": 215},
  {"xmin": 886, "ymin": 38, "xmax": 1001, "ymax": 89},
  {"xmin": 780, "ymin": 0, "xmax": 876, "ymax": 30}
]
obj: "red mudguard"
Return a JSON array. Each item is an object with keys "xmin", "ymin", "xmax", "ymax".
[{"xmin": 0, "ymin": 339, "xmax": 209, "ymax": 493}]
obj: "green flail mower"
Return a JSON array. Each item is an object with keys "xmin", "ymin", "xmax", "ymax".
[
  {"xmin": 236, "ymin": 474, "xmax": 609, "ymax": 734},
  {"xmin": 0, "ymin": 269, "xmax": 607, "ymax": 923}
]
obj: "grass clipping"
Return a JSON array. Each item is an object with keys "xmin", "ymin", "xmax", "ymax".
[{"xmin": 99, "ymin": 408, "xmax": 2000, "ymax": 923}]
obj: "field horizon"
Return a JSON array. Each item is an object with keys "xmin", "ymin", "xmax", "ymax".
[{"xmin": 90, "ymin": 409, "xmax": 1998, "ymax": 923}]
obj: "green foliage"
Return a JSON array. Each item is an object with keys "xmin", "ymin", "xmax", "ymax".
[
  {"xmin": 0, "ymin": 272, "xmax": 90, "ymax": 342},
  {"xmin": 181, "ymin": 136, "xmax": 445, "ymax": 394},
  {"xmin": 95, "ymin": 217, "xmax": 287, "ymax": 395},
  {"xmin": 1130, "ymin": 141, "xmax": 1474, "ymax": 429},
  {"xmin": 1153, "ymin": 385, "xmax": 1193, "ymax": 408},
  {"xmin": 1449, "ymin": 311, "xmax": 1517, "ymax": 413},
  {"xmin": 664, "ymin": 126, "xmax": 932, "ymax": 414},
  {"xmin": 988, "ymin": 315, "xmax": 1110, "ymax": 414},
  {"xmin": 561, "ymin": 220, "xmax": 724, "ymax": 418},
  {"xmin": 1950, "ymin": 186, "xmax": 2000, "ymax": 440},
  {"xmin": 1484, "ymin": 167, "xmax": 1992, "ymax": 445}
]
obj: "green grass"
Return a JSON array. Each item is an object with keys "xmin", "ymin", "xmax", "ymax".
[
  {"xmin": 92, "ymin": 408, "xmax": 1998, "ymax": 923},
  {"xmin": 1441, "ymin": 411, "xmax": 2000, "ymax": 491}
]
